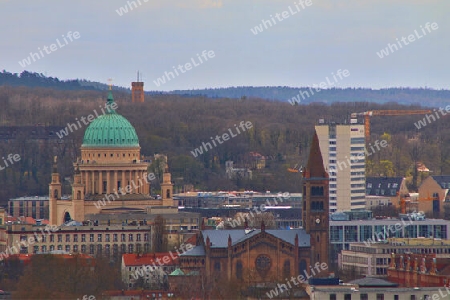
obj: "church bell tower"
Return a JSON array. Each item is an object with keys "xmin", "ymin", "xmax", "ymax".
[{"xmin": 302, "ymin": 131, "xmax": 330, "ymax": 275}]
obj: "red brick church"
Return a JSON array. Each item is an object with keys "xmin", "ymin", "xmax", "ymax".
[{"xmin": 171, "ymin": 132, "xmax": 330, "ymax": 294}]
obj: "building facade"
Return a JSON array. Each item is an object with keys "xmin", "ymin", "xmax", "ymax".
[
  {"xmin": 330, "ymin": 216, "xmax": 450, "ymax": 268},
  {"xmin": 315, "ymin": 123, "xmax": 366, "ymax": 212},
  {"xmin": 340, "ymin": 238, "xmax": 450, "ymax": 278},
  {"xmin": 122, "ymin": 252, "xmax": 178, "ymax": 289},
  {"xmin": 418, "ymin": 175, "xmax": 450, "ymax": 215},
  {"xmin": 8, "ymin": 196, "xmax": 49, "ymax": 220},
  {"xmin": 0, "ymin": 223, "xmax": 152, "ymax": 258},
  {"xmin": 49, "ymin": 91, "xmax": 174, "ymax": 226},
  {"xmin": 366, "ymin": 177, "xmax": 409, "ymax": 210}
]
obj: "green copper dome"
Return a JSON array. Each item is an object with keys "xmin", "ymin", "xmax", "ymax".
[{"xmin": 82, "ymin": 91, "xmax": 140, "ymax": 148}]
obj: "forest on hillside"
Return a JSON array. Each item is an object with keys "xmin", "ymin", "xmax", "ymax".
[
  {"xmin": 0, "ymin": 85, "xmax": 449, "ymax": 203},
  {"xmin": 170, "ymin": 86, "xmax": 450, "ymax": 107}
]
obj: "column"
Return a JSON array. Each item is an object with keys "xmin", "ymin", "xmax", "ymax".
[
  {"xmin": 114, "ymin": 171, "xmax": 118, "ymax": 193},
  {"xmin": 121, "ymin": 170, "xmax": 125, "ymax": 193},
  {"xmin": 85, "ymin": 171, "xmax": 89, "ymax": 194},
  {"xmin": 129, "ymin": 170, "xmax": 133, "ymax": 193},
  {"xmin": 107, "ymin": 171, "xmax": 111, "ymax": 194},
  {"xmin": 92, "ymin": 171, "xmax": 95, "ymax": 194},
  {"xmin": 134, "ymin": 171, "xmax": 138, "ymax": 194},
  {"xmin": 99, "ymin": 171, "xmax": 103, "ymax": 194}
]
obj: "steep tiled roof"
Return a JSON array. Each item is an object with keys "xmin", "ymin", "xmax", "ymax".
[
  {"xmin": 122, "ymin": 252, "xmax": 178, "ymax": 267},
  {"xmin": 366, "ymin": 177, "xmax": 404, "ymax": 196},
  {"xmin": 431, "ymin": 176, "xmax": 450, "ymax": 189},
  {"xmin": 180, "ymin": 245, "xmax": 205, "ymax": 256},
  {"xmin": 201, "ymin": 229, "xmax": 309, "ymax": 248}
]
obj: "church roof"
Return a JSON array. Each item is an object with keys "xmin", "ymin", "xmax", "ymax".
[
  {"xmin": 180, "ymin": 245, "xmax": 206, "ymax": 256},
  {"xmin": 305, "ymin": 132, "xmax": 328, "ymax": 179},
  {"xmin": 201, "ymin": 229, "xmax": 310, "ymax": 248},
  {"xmin": 82, "ymin": 91, "xmax": 140, "ymax": 148}
]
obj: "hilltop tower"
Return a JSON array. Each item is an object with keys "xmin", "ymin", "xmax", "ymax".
[{"xmin": 131, "ymin": 72, "xmax": 144, "ymax": 103}]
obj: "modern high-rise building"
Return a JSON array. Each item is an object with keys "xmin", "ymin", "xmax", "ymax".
[{"xmin": 315, "ymin": 122, "xmax": 366, "ymax": 212}]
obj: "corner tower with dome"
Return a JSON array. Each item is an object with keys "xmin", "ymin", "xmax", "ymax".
[{"xmin": 49, "ymin": 91, "xmax": 173, "ymax": 225}]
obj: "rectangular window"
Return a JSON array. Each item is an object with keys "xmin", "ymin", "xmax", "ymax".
[
  {"xmin": 50, "ymin": 235, "xmax": 54, "ymax": 242},
  {"xmin": 136, "ymin": 234, "xmax": 141, "ymax": 242},
  {"xmin": 329, "ymin": 295, "xmax": 336, "ymax": 300},
  {"xmin": 73, "ymin": 234, "xmax": 78, "ymax": 242},
  {"xmin": 90, "ymin": 234, "xmax": 94, "ymax": 242},
  {"xmin": 360, "ymin": 294, "xmax": 368, "ymax": 300},
  {"xmin": 121, "ymin": 234, "xmax": 126, "ymax": 242},
  {"xmin": 144, "ymin": 233, "xmax": 149, "ymax": 241},
  {"xmin": 344, "ymin": 294, "xmax": 351, "ymax": 300},
  {"xmin": 98, "ymin": 234, "xmax": 102, "ymax": 242},
  {"xmin": 129, "ymin": 234, "xmax": 133, "ymax": 242},
  {"xmin": 65, "ymin": 234, "xmax": 70, "ymax": 242},
  {"xmin": 57, "ymin": 234, "xmax": 62, "ymax": 242},
  {"xmin": 105, "ymin": 234, "xmax": 110, "ymax": 242},
  {"xmin": 376, "ymin": 294, "xmax": 384, "ymax": 300},
  {"xmin": 113, "ymin": 234, "xmax": 118, "ymax": 242},
  {"xmin": 81, "ymin": 234, "xmax": 86, "ymax": 242}
]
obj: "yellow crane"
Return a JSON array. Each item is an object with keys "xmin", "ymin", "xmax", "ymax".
[{"xmin": 351, "ymin": 109, "xmax": 432, "ymax": 142}]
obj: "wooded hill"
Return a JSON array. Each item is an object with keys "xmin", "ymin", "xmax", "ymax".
[
  {"xmin": 171, "ymin": 86, "xmax": 450, "ymax": 107},
  {"xmin": 2, "ymin": 70, "xmax": 449, "ymax": 107},
  {"xmin": 0, "ymin": 85, "xmax": 448, "ymax": 203}
]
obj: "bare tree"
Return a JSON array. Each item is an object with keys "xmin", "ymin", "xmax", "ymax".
[{"xmin": 152, "ymin": 215, "xmax": 168, "ymax": 252}]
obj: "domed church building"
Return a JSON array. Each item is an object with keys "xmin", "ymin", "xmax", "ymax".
[{"xmin": 49, "ymin": 91, "xmax": 173, "ymax": 225}]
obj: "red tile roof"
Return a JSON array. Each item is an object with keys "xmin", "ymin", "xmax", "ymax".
[{"xmin": 122, "ymin": 252, "xmax": 179, "ymax": 267}]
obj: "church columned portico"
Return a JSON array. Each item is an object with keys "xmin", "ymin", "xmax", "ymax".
[{"xmin": 49, "ymin": 91, "xmax": 173, "ymax": 225}]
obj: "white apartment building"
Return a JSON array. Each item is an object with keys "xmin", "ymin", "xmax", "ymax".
[{"xmin": 315, "ymin": 123, "xmax": 366, "ymax": 212}]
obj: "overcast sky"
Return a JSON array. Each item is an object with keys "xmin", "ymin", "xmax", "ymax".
[{"xmin": 1, "ymin": 0, "xmax": 448, "ymax": 91}]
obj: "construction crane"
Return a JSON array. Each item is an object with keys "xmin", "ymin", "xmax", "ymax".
[
  {"xmin": 351, "ymin": 110, "xmax": 432, "ymax": 142},
  {"xmin": 287, "ymin": 164, "xmax": 303, "ymax": 173},
  {"xmin": 399, "ymin": 193, "xmax": 435, "ymax": 214}
]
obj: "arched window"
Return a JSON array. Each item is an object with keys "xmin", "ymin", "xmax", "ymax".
[
  {"xmin": 77, "ymin": 191, "xmax": 81, "ymax": 200},
  {"xmin": 54, "ymin": 189, "xmax": 58, "ymax": 198},
  {"xmin": 166, "ymin": 189, "xmax": 170, "ymax": 198},
  {"xmin": 236, "ymin": 261, "xmax": 243, "ymax": 279},
  {"xmin": 283, "ymin": 260, "xmax": 291, "ymax": 278},
  {"xmin": 299, "ymin": 259, "xmax": 307, "ymax": 279},
  {"xmin": 63, "ymin": 212, "xmax": 71, "ymax": 223},
  {"xmin": 214, "ymin": 261, "xmax": 221, "ymax": 272}
]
